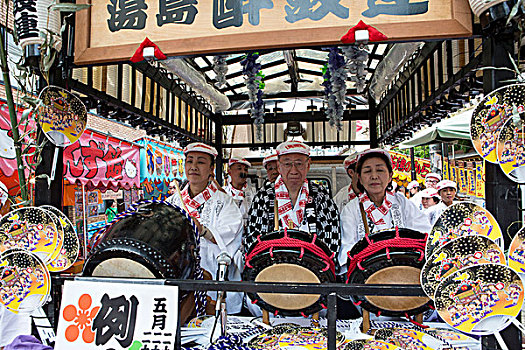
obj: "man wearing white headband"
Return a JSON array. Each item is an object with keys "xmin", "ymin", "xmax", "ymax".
[
  {"xmin": 246, "ymin": 140, "xmax": 340, "ymax": 256},
  {"xmin": 224, "ymin": 157, "xmax": 256, "ymax": 226},
  {"xmin": 167, "ymin": 142, "xmax": 243, "ymax": 315},
  {"xmin": 262, "ymin": 154, "xmax": 279, "ymax": 183},
  {"xmin": 333, "ymin": 152, "xmax": 360, "ymax": 212}
]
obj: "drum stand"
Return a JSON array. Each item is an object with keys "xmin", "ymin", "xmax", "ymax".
[
  {"xmin": 361, "ymin": 310, "xmax": 424, "ymax": 333},
  {"xmin": 261, "ymin": 309, "xmax": 319, "ymax": 325}
]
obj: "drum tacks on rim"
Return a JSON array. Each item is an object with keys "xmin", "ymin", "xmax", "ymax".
[
  {"xmin": 346, "ymin": 228, "xmax": 431, "ymax": 317},
  {"xmin": 243, "ymin": 229, "xmax": 336, "ymax": 317}
]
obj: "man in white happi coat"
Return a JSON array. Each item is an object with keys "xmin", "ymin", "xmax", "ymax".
[
  {"xmin": 262, "ymin": 154, "xmax": 280, "ymax": 183},
  {"xmin": 223, "ymin": 157, "xmax": 256, "ymax": 226},
  {"xmin": 246, "ymin": 140, "xmax": 340, "ymax": 256},
  {"xmin": 166, "ymin": 142, "xmax": 244, "ymax": 314},
  {"xmin": 333, "ymin": 152, "xmax": 360, "ymax": 213}
]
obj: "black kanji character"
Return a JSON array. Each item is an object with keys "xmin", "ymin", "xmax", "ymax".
[
  {"xmin": 157, "ymin": 0, "xmax": 198, "ymax": 26},
  {"xmin": 152, "ymin": 314, "xmax": 167, "ymax": 330},
  {"xmin": 284, "ymin": 0, "xmax": 348, "ymax": 23},
  {"xmin": 92, "ymin": 294, "xmax": 139, "ymax": 347},
  {"xmin": 212, "ymin": 0, "xmax": 242, "ymax": 29},
  {"xmin": 152, "ymin": 298, "xmax": 167, "ymax": 313},
  {"xmin": 107, "ymin": 0, "xmax": 148, "ymax": 32}
]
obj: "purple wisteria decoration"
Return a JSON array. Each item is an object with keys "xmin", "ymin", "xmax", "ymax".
[
  {"xmin": 341, "ymin": 45, "xmax": 369, "ymax": 93},
  {"xmin": 324, "ymin": 47, "xmax": 348, "ymax": 130},
  {"xmin": 241, "ymin": 52, "xmax": 265, "ymax": 140}
]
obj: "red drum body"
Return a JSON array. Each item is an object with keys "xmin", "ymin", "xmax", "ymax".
[
  {"xmin": 243, "ymin": 229, "xmax": 336, "ymax": 317},
  {"xmin": 346, "ymin": 228, "xmax": 430, "ymax": 317}
]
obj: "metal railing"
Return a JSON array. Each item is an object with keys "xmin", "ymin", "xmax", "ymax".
[{"xmin": 50, "ymin": 276, "xmax": 426, "ymax": 350}]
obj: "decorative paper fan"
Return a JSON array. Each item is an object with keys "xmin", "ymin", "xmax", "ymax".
[
  {"xmin": 345, "ymin": 339, "xmax": 400, "ymax": 350},
  {"xmin": 0, "ymin": 207, "xmax": 59, "ymax": 263},
  {"xmin": 434, "ymin": 263, "xmax": 521, "ymax": 335},
  {"xmin": 40, "ymin": 208, "xmax": 63, "ymax": 267},
  {"xmin": 249, "ymin": 325, "xmax": 345, "ymax": 350},
  {"xmin": 496, "ymin": 112, "xmax": 525, "ymax": 183},
  {"xmin": 470, "ymin": 84, "xmax": 525, "ymax": 163},
  {"xmin": 41, "ymin": 205, "xmax": 79, "ymax": 272},
  {"xmin": 374, "ymin": 328, "xmax": 441, "ymax": 350},
  {"xmin": 0, "ymin": 249, "xmax": 51, "ymax": 313},
  {"xmin": 421, "ymin": 235, "xmax": 505, "ymax": 298},
  {"xmin": 426, "ymin": 202, "xmax": 503, "ymax": 259},
  {"xmin": 508, "ymin": 226, "xmax": 525, "ymax": 275},
  {"xmin": 37, "ymin": 86, "xmax": 87, "ymax": 147}
]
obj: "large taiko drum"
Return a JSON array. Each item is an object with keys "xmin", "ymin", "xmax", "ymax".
[
  {"xmin": 83, "ymin": 201, "xmax": 199, "ymax": 320},
  {"xmin": 346, "ymin": 228, "xmax": 430, "ymax": 317},
  {"xmin": 243, "ymin": 229, "xmax": 336, "ymax": 317}
]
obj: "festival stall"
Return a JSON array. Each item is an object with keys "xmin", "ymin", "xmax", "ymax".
[
  {"xmin": 62, "ymin": 128, "xmax": 141, "ymax": 255},
  {"xmin": 136, "ymin": 137, "xmax": 185, "ymax": 200}
]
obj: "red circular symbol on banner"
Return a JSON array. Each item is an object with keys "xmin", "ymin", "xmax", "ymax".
[{"xmin": 62, "ymin": 294, "xmax": 100, "ymax": 343}]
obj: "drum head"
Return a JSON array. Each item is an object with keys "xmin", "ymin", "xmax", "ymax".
[
  {"xmin": 347, "ymin": 229, "xmax": 430, "ymax": 317},
  {"xmin": 244, "ymin": 229, "xmax": 335, "ymax": 316},
  {"xmin": 83, "ymin": 202, "xmax": 197, "ymax": 281},
  {"xmin": 255, "ymin": 263, "xmax": 320, "ymax": 310},
  {"xmin": 366, "ymin": 265, "xmax": 428, "ymax": 312}
]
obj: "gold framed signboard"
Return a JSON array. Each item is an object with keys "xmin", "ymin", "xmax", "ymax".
[{"xmin": 75, "ymin": 0, "xmax": 472, "ymax": 65}]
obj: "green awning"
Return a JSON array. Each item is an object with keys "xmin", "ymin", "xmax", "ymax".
[{"xmin": 398, "ymin": 108, "xmax": 473, "ymax": 149}]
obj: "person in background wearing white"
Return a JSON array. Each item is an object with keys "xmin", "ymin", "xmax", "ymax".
[
  {"xmin": 166, "ymin": 142, "xmax": 243, "ymax": 315},
  {"xmin": 408, "ymin": 180, "xmax": 421, "ymax": 206},
  {"xmin": 333, "ymin": 152, "xmax": 360, "ymax": 213},
  {"xmin": 432, "ymin": 180, "xmax": 458, "ymax": 221},
  {"xmin": 421, "ymin": 188, "xmax": 441, "ymax": 225},
  {"xmin": 223, "ymin": 157, "xmax": 256, "ymax": 227},
  {"xmin": 262, "ymin": 154, "xmax": 280, "ymax": 183},
  {"xmin": 425, "ymin": 172, "xmax": 441, "ymax": 189}
]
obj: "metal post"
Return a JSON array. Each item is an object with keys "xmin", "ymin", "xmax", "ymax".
[
  {"xmin": 442, "ymin": 143, "xmax": 450, "ymax": 179},
  {"xmin": 483, "ymin": 32, "xmax": 521, "ymax": 350},
  {"xmin": 369, "ymin": 100, "xmax": 378, "ymax": 148},
  {"xmin": 410, "ymin": 148, "xmax": 417, "ymax": 181},
  {"xmin": 327, "ymin": 293, "xmax": 337, "ymax": 350},
  {"xmin": 215, "ymin": 113, "xmax": 224, "ymax": 185},
  {"xmin": 82, "ymin": 183, "xmax": 88, "ymax": 260}
]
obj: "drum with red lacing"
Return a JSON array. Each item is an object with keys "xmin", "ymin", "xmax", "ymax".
[
  {"xmin": 346, "ymin": 228, "xmax": 431, "ymax": 317},
  {"xmin": 243, "ymin": 229, "xmax": 336, "ymax": 317}
]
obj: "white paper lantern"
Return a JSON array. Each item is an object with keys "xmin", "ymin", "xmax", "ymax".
[{"xmin": 14, "ymin": 0, "xmax": 62, "ymax": 51}]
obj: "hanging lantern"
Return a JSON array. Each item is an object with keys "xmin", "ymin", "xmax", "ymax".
[{"xmin": 14, "ymin": 0, "xmax": 62, "ymax": 53}]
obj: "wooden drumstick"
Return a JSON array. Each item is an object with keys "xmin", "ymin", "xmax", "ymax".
[
  {"xmin": 210, "ymin": 175, "xmax": 227, "ymax": 194},
  {"xmin": 274, "ymin": 199, "xmax": 279, "ymax": 231},
  {"xmin": 172, "ymin": 179, "xmax": 191, "ymax": 214}
]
